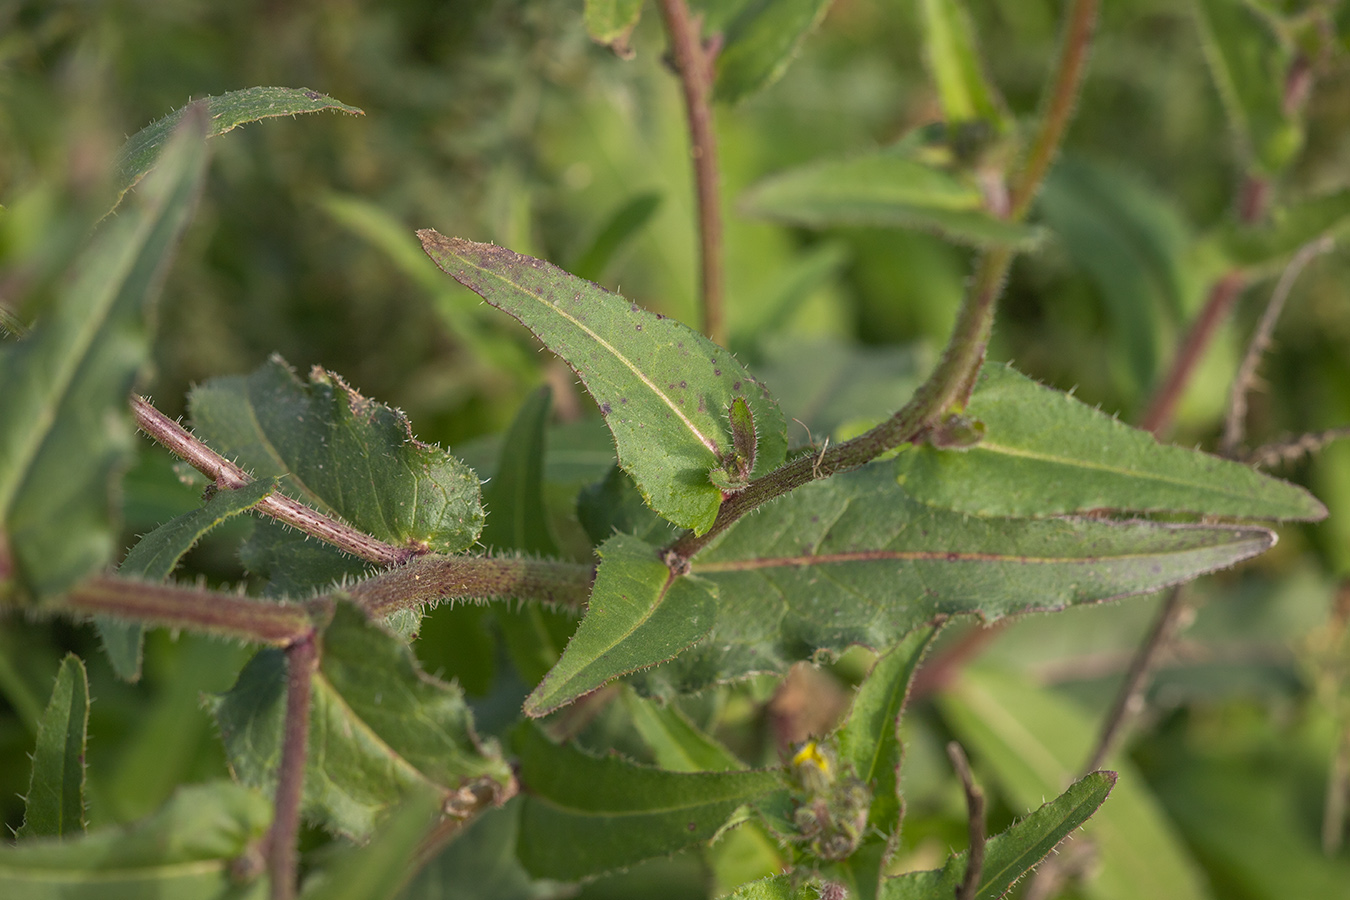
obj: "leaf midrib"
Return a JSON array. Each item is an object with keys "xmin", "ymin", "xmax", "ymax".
[{"xmin": 458, "ymin": 246, "xmax": 722, "ymax": 458}]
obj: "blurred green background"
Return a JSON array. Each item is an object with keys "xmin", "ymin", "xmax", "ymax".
[{"xmin": 2, "ymin": 1, "xmax": 1350, "ymax": 896}]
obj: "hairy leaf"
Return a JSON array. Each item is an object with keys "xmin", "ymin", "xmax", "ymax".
[
  {"xmin": 189, "ymin": 357, "xmax": 483, "ymax": 555},
  {"xmin": 920, "ymin": 0, "xmax": 1010, "ymax": 132},
  {"xmin": 941, "ymin": 669, "xmax": 1211, "ymax": 900},
  {"xmin": 715, "ymin": 0, "xmax": 835, "ymax": 103},
  {"xmin": 881, "ymin": 771, "xmax": 1116, "ymax": 899},
  {"xmin": 16, "ymin": 655, "xmax": 89, "ymax": 840},
  {"xmin": 515, "ymin": 724, "xmax": 785, "ymax": 880},
  {"xmin": 836, "ymin": 628, "xmax": 941, "ymax": 840},
  {"xmin": 525, "ymin": 534, "xmax": 716, "ymax": 716},
  {"xmin": 419, "ymin": 232, "xmax": 786, "ymax": 534},
  {"xmin": 114, "ymin": 86, "xmax": 363, "ymax": 203},
  {"xmin": 724, "ymin": 875, "xmax": 825, "ymax": 900},
  {"xmin": 0, "ymin": 114, "xmax": 206, "ymax": 602},
  {"xmin": 0, "ymin": 782, "xmax": 270, "ymax": 899},
  {"xmin": 740, "ymin": 150, "xmax": 1039, "ymax": 248},
  {"xmin": 893, "ymin": 363, "xmax": 1326, "ymax": 520},
  {"xmin": 210, "ymin": 603, "xmax": 513, "ymax": 840},
  {"xmin": 639, "ymin": 463, "xmax": 1275, "ymax": 692},
  {"xmin": 102, "ymin": 479, "xmax": 277, "ymax": 681}
]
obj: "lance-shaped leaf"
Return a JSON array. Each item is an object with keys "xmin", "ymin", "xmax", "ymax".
[
  {"xmin": 642, "ymin": 463, "xmax": 1275, "ymax": 693},
  {"xmin": 398, "ymin": 800, "xmax": 560, "ymax": 900},
  {"xmin": 16, "ymin": 655, "xmax": 89, "ymax": 840},
  {"xmin": 419, "ymin": 232, "xmax": 786, "ymax": 534},
  {"xmin": 894, "ymin": 363, "xmax": 1326, "ymax": 520},
  {"xmin": 113, "ymin": 86, "xmax": 363, "ymax": 204},
  {"xmin": 881, "ymin": 771, "xmax": 1116, "ymax": 900},
  {"xmin": 0, "ymin": 781, "xmax": 271, "ymax": 899},
  {"xmin": 940, "ymin": 669, "xmax": 1210, "ymax": 900},
  {"xmin": 835, "ymin": 628, "xmax": 942, "ymax": 840},
  {"xmin": 515, "ymin": 724, "xmax": 785, "ymax": 880},
  {"xmin": 1193, "ymin": 0, "xmax": 1302, "ymax": 176},
  {"xmin": 298, "ymin": 793, "xmax": 440, "ymax": 900},
  {"xmin": 101, "ymin": 478, "xmax": 278, "ymax": 681},
  {"xmin": 623, "ymin": 689, "xmax": 745, "ymax": 773},
  {"xmin": 525, "ymin": 534, "xmax": 716, "ymax": 717},
  {"xmin": 740, "ymin": 149, "xmax": 1039, "ymax": 249},
  {"xmin": 714, "ymin": 0, "xmax": 835, "ymax": 104},
  {"xmin": 920, "ymin": 0, "xmax": 1011, "ymax": 133},
  {"xmin": 210, "ymin": 603, "xmax": 513, "ymax": 840},
  {"xmin": 0, "ymin": 113, "xmax": 207, "ymax": 603},
  {"xmin": 189, "ymin": 357, "xmax": 483, "ymax": 555}
]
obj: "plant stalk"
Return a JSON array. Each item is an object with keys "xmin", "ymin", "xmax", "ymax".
[
  {"xmin": 666, "ymin": 0, "xmax": 1100, "ymax": 563},
  {"xmin": 268, "ymin": 632, "xmax": 319, "ymax": 900},
  {"xmin": 347, "ymin": 554, "xmax": 594, "ymax": 617},
  {"xmin": 131, "ymin": 394, "xmax": 411, "ymax": 567},
  {"xmin": 656, "ymin": 0, "xmax": 726, "ymax": 346}
]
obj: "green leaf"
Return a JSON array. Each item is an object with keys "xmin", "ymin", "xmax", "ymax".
[
  {"xmin": 893, "ymin": 363, "xmax": 1326, "ymax": 520},
  {"xmin": 740, "ymin": 150, "xmax": 1040, "ymax": 248},
  {"xmin": 835, "ymin": 628, "xmax": 942, "ymax": 840},
  {"xmin": 397, "ymin": 800, "xmax": 563, "ymax": 900},
  {"xmin": 481, "ymin": 386, "xmax": 560, "ymax": 556},
  {"xmin": 1215, "ymin": 187, "xmax": 1350, "ymax": 267},
  {"xmin": 940, "ymin": 668, "xmax": 1211, "ymax": 900},
  {"xmin": 515, "ymin": 724, "xmax": 786, "ymax": 880},
  {"xmin": 584, "ymin": 0, "xmax": 644, "ymax": 56},
  {"xmin": 189, "ymin": 357, "xmax": 483, "ymax": 556},
  {"xmin": 0, "ymin": 781, "xmax": 271, "ymax": 899},
  {"xmin": 881, "ymin": 771, "xmax": 1116, "ymax": 900},
  {"xmin": 101, "ymin": 479, "xmax": 278, "ymax": 681},
  {"xmin": 1193, "ymin": 0, "xmax": 1302, "ymax": 175},
  {"xmin": 646, "ymin": 463, "xmax": 1275, "ymax": 692},
  {"xmin": 623, "ymin": 689, "xmax": 745, "ymax": 772},
  {"xmin": 419, "ymin": 232, "xmax": 786, "ymax": 534},
  {"xmin": 525, "ymin": 534, "xmax": 717, "ymax": 717},
  {"xmin": 919, "ymin": 0, "xmax": 1010, "ymax": 131},
  {"xmin": 299, "ymin": 793, "xmax": 439, "ymax": 900},
  {"xmin": 113, "ymin": 86, "xmax": 363, "ymax": 204},
  {"xmin": 1037, "ymin": 158, "xmax": 1193, "ymax": 393},
  {"xmin": 723, "ymin": 874, "xmax": 825, "ymax": 900},
  {"xmin": 0, "ymin": 111, "xmax": 207, "ymax": 603},
  {"xmin": 210, "ymin": 602, "xmax": 513, "ymax": 840},
  {"xmin": 16, "ymin": 654, "xmax": 89, "ymax": 840},
  {"xmin": 714, "ymin": 0, "xmax": 836, "ymax": 104}
]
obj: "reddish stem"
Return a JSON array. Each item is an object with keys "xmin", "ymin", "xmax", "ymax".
[
  {"xmin": 131, "ymin": 395, "xmax": 411, "ymax": 568},
  {"xmin": 1138, "ymin": 271, "xmax": 1247, "ymax": 436},
  {"xmin": 656, "ymin": 0, "xmax": 726, "ymax": 346},
  {"xmin": 268, "ymin": 632, "xmax": 319, "ymax": 900}
]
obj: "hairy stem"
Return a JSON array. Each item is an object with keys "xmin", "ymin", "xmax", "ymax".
[
  {"xmin": 268, "ymin": 632, "xmax": 318, "ymax": 900},
  {"xmin": 1222, "ymin": 236, "xmax": 1333, "ymax": 456},
  {"xmin": 1248, "ymin": 425, "xmax": 1350, "ymax": 468},
  {"xmin": 131, "ymin": 394, "xmax": 411, "ymax": 568},
  {"xmin": 59, "ymin": 574, "xmax": 316, "ymax": 644},
  {"xmin": 346, "ymin": 554, "xmax": 594, "ymax": 618},
  {"xmin": 667, "ymin": 0, "xmax": 1100, "ymax": 563},
  {"xmin": 947, "ymin": 742, "xmax": 987, "ymax": 900},
  {"xmin": 656, "ymin": 0, "xmax": 725, "ymax": 346}
]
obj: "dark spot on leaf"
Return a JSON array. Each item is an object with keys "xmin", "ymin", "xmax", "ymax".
[
  {"xmin": 601, "ymin": 402, "xmax": 612, "ymax": 415},
  {"xmin": 946, "ymin": 552, "xmax": 960, "ymax": 562},
  {"xmin": 680, "ymin": 381, "xmax": 687, "ymax": 388},
  {"xmin": 630, "ymin": 303, "xmax": 639, "ymax": 312},
  {"xmin": 620, "ymin": 397, "xmax": 628, "ymax": 404},
  {"xmin": 687, "ymin": 822, "xmax": 697, "ymax": 832},
  {"xmin": 304, "ymin": 90, "xmax": 322, "ymax": 100},
  {"xmin": 636, "ymin": 324, "xmax": 642, "ymax": 331},
  {"xmin": 733, "ymin": 381, "xmax": 742, "ymax": 390},
  {"xmin": 714, "ymin": 369, "xmax": 721, "ymax": 376},
  {"xmin": 656, "ymin": 313, "xmax": 665, "ymax": 320}
]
